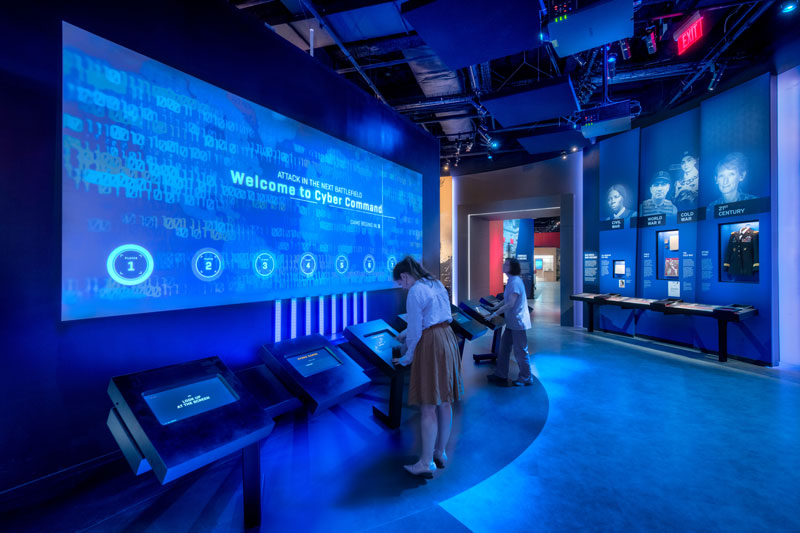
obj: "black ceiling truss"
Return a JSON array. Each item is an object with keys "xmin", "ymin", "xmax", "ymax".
[{"xmin": 235, "ymin": 0, "xmax": 787, "ymax": 174}]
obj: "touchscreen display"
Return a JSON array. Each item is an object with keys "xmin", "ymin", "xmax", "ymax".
[
  {"xmin": 143, "ymin": 375, "xmax": 239, "ymax": 426},
  {"xmin": 453, "ymin": 312, "xmax": 472, "ymax": 324},
  {"xmin": 286, "ymin": 347, "xmax": 342, "ymax": 378},
  {"xmin": 476, "ymin": 306, "xmax": 491, "ymax": 317},
  {"xmin": 365, "ymin": 329, "xmax": 401, "ymax": 351},
  {"xmin": 613, "ymin": 260, "xmax": 626, "ymax": 277}
]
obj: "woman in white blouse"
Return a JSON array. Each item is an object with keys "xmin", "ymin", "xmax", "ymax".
[{"xmin": 393, "ymin": 256, "xmax": 463, "ymax": 478}]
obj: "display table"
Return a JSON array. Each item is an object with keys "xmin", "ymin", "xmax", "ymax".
[{"xmin": 570, "ymin": 293, "xmax": 757, "ymax": 362}]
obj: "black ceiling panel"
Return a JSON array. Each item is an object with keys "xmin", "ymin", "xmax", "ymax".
[
  {"xmin": 401, "ymin": 0, "xmax": 542, "ymax": 71},
  {"xmin": 482, "ymin": 76, "xmax": 580, "ymax": 127}
]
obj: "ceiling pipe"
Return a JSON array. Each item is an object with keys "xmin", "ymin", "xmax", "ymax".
[
  {"xmin": 545, "ymin": 43, "xmax": 562, "ymax": 77},
  {"xmin": 336, "ymin": 54, "xmax": 437, "ymax": 74},
  {"xmin": 393, "ymin": 95, "xmax": 476, "ymax": 112},
  {"xmin": 603, "ymin": 43, "xmax": 610, "ymax": 103},
  {"xmin": 439, "ymin": 148, "xmax": 527, "ymax": 159},
  {"xmin": 468, "ymin": 65, "xmax": 482, "ymax": 94},
  {"xmin": 668, "ymin": 0, "xmax": 774, "ymax": 106},
  {"xmin": 300, "ymin": 0, "xmax": 388, "ymax": 104},
  {"xmin": 416, "ymin": 113, "xmax": 481, "ymax": 125},
  {"xmin": 590, "ymin": 61, "xmax": 702, "ymax": 84},
  {"xmin": 434, "ymin": 119, "xmax": 566, "ymax": 138}
]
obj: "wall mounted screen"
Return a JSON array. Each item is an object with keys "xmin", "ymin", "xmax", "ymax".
[{"xmin": 61, "ymin": 22, "xmax": 423, "ymax": 320}]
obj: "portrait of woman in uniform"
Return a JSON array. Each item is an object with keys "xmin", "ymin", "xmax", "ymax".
[{"xmin": 708, "ymin": 152, "xmax": 756, "ymax": 208}]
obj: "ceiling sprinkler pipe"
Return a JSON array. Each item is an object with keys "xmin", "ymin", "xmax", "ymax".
[
  {"xmin": 603, "ymin": 44, "xmax": 610, "ymax": 103},
  {"xmin": 468, "ymin": 65, "xmax": 481, "ymax": 94}
]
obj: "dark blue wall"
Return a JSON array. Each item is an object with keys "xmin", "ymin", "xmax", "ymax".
[
  {"xmin": 583, "ymin": 74, "xmax": 774, "ymax": 364},
  {"xmin": 597, "ymin": 128, "xmax": 640, "ymax": 335},
  {"xmin": 0, "ymin": 0, "xmax": 439, "ymax": 493}
]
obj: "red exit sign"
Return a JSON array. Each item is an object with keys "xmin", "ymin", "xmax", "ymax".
[{"xmin": 675, "ymin": 13, "xmax": 704, "ymax": 55}]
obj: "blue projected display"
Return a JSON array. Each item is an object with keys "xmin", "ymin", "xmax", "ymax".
[{"xmin": 61, "ymin": 23, "xmax": 423, "ymax": 320}]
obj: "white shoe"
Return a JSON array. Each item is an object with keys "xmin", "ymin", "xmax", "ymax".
[{"xmin": 403, "ymin": 460, "xmax": 436, "ymax": 479}]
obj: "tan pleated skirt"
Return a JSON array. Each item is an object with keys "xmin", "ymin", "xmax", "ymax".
[{"xmin": 408, "ymin": 321, "xmax": 464, "ymax": 406}]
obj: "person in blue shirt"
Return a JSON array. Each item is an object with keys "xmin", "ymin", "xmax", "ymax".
[
  {"xmin": 485, "ymin": 258, "xmax": 533, "ymax": 387},
  {"xmin": 392, "ymin": 256, "xmax": 463, "ymax": 478}
]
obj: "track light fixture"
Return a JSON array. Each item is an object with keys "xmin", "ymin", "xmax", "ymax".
[
  {"xmin": 571, "ymin": 146, "xmax": 578, "ymax": 152},
  {"xmin": 561, "ymin": 150, "xmax": 568, "ymax": 160},
  {"xmin": 708, "ymin": 64, "xmax": 725, "ymax": 91},
  {"xmin": 619, "ymin": 38, "xmax": 632, "ymax": 60},
  {"xmin": 607, "ymin": 52, "xmax": 617, "ymax": 78},
  {"xmin": 644, "ymin": 26, "xmax": 657, "ymax": 54},
  {"xmin": 487, "ymin": 151, "xmax": 493, "ymax": 160},
  {"xmin": 781, "ymin": 0, "xmax": 797, "ymax": 12},
  {"xmin": 443, "ymin": 159, "xmax": 450, "ymax": 171}
]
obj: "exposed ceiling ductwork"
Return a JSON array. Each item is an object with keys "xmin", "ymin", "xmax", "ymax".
[{"xmin": 233, "ymin": 0, "xmax": 789, "ymax": 174}]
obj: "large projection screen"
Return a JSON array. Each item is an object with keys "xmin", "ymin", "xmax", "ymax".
[{"xmin": 61, "ymin": 22, "xmax": 422, "ymax": 321}]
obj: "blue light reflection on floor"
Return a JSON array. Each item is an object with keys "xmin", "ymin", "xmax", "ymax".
[{"xmin": 441, "ymin": 284, "xmax": 800, "ymax": 532}]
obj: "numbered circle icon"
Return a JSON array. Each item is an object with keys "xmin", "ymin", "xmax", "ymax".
[
  {"xmin": 300, "ymin": 252, "xmax": 317, "ymax": 277},
  {"xmin": 107, "ymin": 244, "xmax": 154, "ymax": 286},
  {"xmin": 363, "ymin": 254, "xmax": 376, "ymax": 274},
  {"xmin": 192, "ymin": 248, "xmax": 224, "ymax": 281},
  {"xmin": 254, "ymin": 252, "xmax": 276, "ymax": 278},
  {"xmin": 335, "ymin": 254, "xmax": 349, "ymax": 275},
  {"xmin": 387, "ymin": 256, "xmax": 397, "ymax": 272}
]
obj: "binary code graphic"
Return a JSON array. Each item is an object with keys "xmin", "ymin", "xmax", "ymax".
[{"xmin": 61, "ymin": 23, "xmax": 422, "ymax": 320}]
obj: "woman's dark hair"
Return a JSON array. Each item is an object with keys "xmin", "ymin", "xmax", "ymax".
[
  {"xmin": 393, "ymin": 256, "xmax": 435, "ymax": 281},
  {"xmin": 505, "ymin": 257, "xmax": 521, "ymax": 276},
  {"xmin": 606, "ymin": 184, "xmax": 628, "ymax": 201}
]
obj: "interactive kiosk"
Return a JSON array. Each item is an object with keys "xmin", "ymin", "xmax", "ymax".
[
  {"xmin": 449, "ymin": 304, "xmax": 489, "ymax": 342},
  {"xmin": 343, "ymin": 320, "xmax": 406, "ymax": 429},
  {"xmin": 480, "ymin": 294, "xmax": 502, "ymax": 308},
  {"xmin": 398, "ymin": 305, "xmax": 487, "ymax": 357},
  {"xmin": 106, "ymin": 356, "xmax": 275, "ymax": 528},
  {"xmin": 459, "ymin": 299, "xmax": 505, "ymax": 363},
  {"xmin": 260, "ymin": 334, "xmax": 370, "ymax": 414},
  {"xmin": 570, "ymin": 293, "xmax": 758, "ymax": 362},
  {"xmin": 481, "ymin": 293, "xmax": 534, "ymax": 313}
]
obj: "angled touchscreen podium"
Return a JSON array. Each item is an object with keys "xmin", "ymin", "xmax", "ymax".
[
  {"xmin": 398, "ymin": 305, "xmax": 487, "ymax": 358},
  {"xmin": 260, "ymin": 333, "xmax": 370, "ymax": 414},
  {"xmin": 106, "ymin": 356, "xmax": 275, "ymax": 528},
  {"xmin": 344, "ymin": 319, "xmax": 406, "ymax": 429},
  {"xmin": 459, "ymin": 299, "xmax": 505, "ymax": 363}
]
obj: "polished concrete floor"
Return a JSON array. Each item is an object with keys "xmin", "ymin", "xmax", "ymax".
[{"xmin": 5, "ymin": 282, "xmax": 800, "ymax": 532}]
